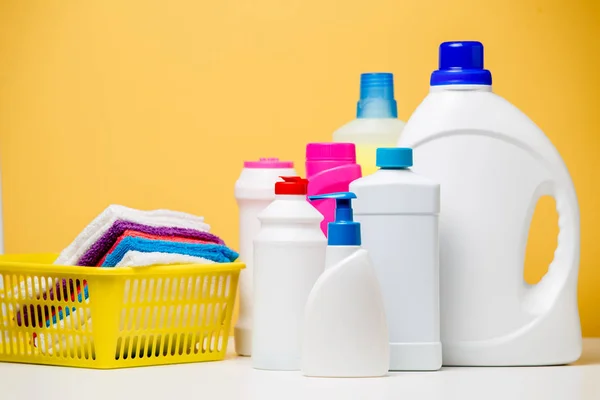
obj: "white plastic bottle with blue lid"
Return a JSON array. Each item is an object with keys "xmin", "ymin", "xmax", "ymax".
[
  {"xmin": 302, "ymin": 192, "xmax": 388, "ymax": 378},
  {"xmin": 333, "ymin": 73, "xmax": 405, "ymax": 176},
  {"xmin": 398, "ymin": 41, "xmax": 581, "ymax": 366},
  {"xmin": 350, "ymin": 148, "xmax": 441, "ymax": 371}
]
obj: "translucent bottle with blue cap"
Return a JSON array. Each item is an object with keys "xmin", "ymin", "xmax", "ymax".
[
  {"xmin": 302, "ymin": 191, "xmax": 388, "ymax": 378},
  {"xmin": 333, "ymin": 72, "xmax": 405, "ymax": 176},
  {"xmin": 350, "ymin": 147, "xmax": 441, "ymax": 371},
  {"xmin": 398, "ymin": 41, "xmax": 581, "ymax": 367}
]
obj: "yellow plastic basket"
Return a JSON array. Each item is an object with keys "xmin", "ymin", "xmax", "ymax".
[{"xmin": 0, "ymin": 254, "xmax": 243, "ymax": 369}]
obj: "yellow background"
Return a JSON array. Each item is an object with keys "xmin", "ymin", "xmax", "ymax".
[{"xmin": 0, "ymin": 1, "xmax": 598, "ymax": 335}]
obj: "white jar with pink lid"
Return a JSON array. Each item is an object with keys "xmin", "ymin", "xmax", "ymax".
[{"xmin": 234, "ymin": 158, "xmax": 296, "ymax": 356}]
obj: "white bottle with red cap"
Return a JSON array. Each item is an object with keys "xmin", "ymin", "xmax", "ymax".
[
  {"xmin": 252, "ymin": 176, "xmax": 327, "ymax": 371},
  {"xmin": 234, "ymin": 158, "xmax": 296, "ymax": 356}
]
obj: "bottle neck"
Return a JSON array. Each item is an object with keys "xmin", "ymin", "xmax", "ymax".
[
  {"xmin": 274, "ymin": 195, "xmax": 306, "ymax": 201},
  {"xmin": 430, "ymin": 84, "xmax": 492, "ymax": 93},
  {"xmin": 356, "ymin": 98, "xmax": 398, "ymax": 118},
  {"xmin": 357, "ymin": 73, "xmax": 397, "ymax": 118}
]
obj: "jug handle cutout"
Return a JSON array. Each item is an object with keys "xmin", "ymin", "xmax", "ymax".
[{"xmin": 521, "ymin": 177, "xmax": 580, "ymax": 316}]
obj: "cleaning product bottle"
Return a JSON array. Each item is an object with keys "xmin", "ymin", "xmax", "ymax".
[
  {"xmin": 398, "ymin": 41, "xmax": 581, "ymax": 366},
  {"xmin": 306, "ymin": 143, "xmax": 362, "ymax": 236},
  {"xmin": 350, "ymin": 148, "xmax": 441, "ymax": 371},
  {"xmin": 333, "ymin": 73, "xmax": 405, "ymax": 176},
  {"xmin": 302, "ymin": 192, "xmax": 388, "ymax": 378},
  {"xmin": 234, "ymin": 158, "xmax": 296, "ymax": 356},
  {"xmin": 252, "ymin": 176, "xmax": 326, "ymax": 371}
]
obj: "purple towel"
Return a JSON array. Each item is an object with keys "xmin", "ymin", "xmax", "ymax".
[
  {"xmin": 16, "ymin": 279, "xmax": 87, "ymax": 327},
  {"xmin": 76, "ymin": 220, "xmax": 224, "ymax": 266}
]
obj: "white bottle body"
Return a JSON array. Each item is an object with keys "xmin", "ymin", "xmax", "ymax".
[
  {"xmin": 302, "ymin": 248, "xmax": 389, "ymax": 377},
  {"xmin": 398, "ymin": 85, "xmax": 581, "ymax": 366},
  {"xmin": 234, "ymin": 165, "xmax": 296, "ymax": 356},
  {"xmin": 252, "ymin": 195, "xmax": 326, "ymax": 371},
  {"xmin": 350, "ymin": 169, "xmax": 441, "ymax": 371},
  {"xmin": 333, "ymin": 118, "xmax": 405, "ymax": 176}
]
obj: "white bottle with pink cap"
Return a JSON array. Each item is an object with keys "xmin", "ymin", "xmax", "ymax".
[{"xmin": 234, "ymin": 157, "xmax": 296, "ymax": 356}]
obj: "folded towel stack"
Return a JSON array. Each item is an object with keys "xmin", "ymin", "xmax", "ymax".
[
  {"xmin": 55, "ymin": 205, "xmax": 225, "ymax": 266},
  {"xmin": 53, "ymin": 204, "xmax": 237, "ymax": 268},
  {"xmin": 15, "ymin": 205, "xmax": 238, "ymax": 354}
]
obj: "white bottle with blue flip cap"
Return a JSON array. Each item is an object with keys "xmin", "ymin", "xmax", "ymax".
[
  {"xmin": 350, "ymin": 147, "xmax": 441, "ymax": 371},
  {"xmin": 302, "ymin": 192, "xmax": 389, "ymax": 378}
]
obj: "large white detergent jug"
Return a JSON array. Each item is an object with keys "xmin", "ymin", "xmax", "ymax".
[{"xmin": 398, "ymin": 41, "xmax": 581, "ymax": 366}]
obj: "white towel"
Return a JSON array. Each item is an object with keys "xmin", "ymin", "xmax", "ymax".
[
  {"xmin": 5, "ymin": 276, "xmax": 49, "ymax": 301},
  {"xmin": 54, "ymin": 205, "xmax": 210, "ymax": 266},
  {"xmin": 116, "ymin": 251, "xmax": 216, "ymax": 268},
  {"xmin": 34, "ymin": 310, "xmax": 92, "ymax": 356}
]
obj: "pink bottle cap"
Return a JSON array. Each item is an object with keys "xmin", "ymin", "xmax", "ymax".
[
  {"xmin": 244, "ymin": 157, "xmax": 294, "ymax": 169},
  {"xmin": 305, "ymin": 143, "xmax": 356, "ymax": 162}
]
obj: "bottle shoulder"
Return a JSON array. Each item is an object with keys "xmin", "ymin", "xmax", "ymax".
[
  {"xmin": 321, "ymin": 248, "xmax": 368, "ymax": 271},
  {"xmin": 401, "ymin": 91, "xmax": 542, "ymax": 145},
  {"xmin": 333, "ymin": 118, "xmax": 405, "ymax": 144},
  {"xmin": 350, "ymin": 170, "xmax": 440, "ymax": 214},
  {"xmin": 350, "ymin": 169, "xmax": 439, "ymax": 188},
  {"xmin": 235, "ymin": 168, "xmax": 297, "ymax": 198},
  {"xmin": 258, "ymin": 199, "xmax": 323, "ymax": 222},
  {"xmin": 398, "ymin": 90, "xmax": 567, "ymax": 173},
  {"xmin": 313, "ymin": 249, "xmax": 376, "ymax": 291}
]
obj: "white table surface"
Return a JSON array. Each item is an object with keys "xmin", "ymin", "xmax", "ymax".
[{"xmin": 1, "ymin": 338, "xmax": 599, "ymax": 400}]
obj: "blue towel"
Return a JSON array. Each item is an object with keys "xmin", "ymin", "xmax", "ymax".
[{"xmin": 101, "ymin": 236, "xmax": 239, "ymax": 267}]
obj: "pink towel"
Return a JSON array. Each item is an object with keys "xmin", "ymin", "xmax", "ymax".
[
  {"xmin": 96, "ymin": 229, "xmax": 212, "ymax": 266},
  {"xmin": 76, "ymin": 220, "xmax": 224, "ymax": 266}
]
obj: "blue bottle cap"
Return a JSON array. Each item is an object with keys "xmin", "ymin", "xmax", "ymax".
[
  {"xmin": 376, "ymin": 148, "xmax": 413, "ymax": 169},
  {"xmin": 430, "ymin": 41, "xmax": 492, "ymax": 86},
  {"xmin": 356, "ymin": 73, "xmax": 398, "ymax": 118},
  {"xmin": 308, "ymin": 192, "xmax": 361, "ymax": 246}
]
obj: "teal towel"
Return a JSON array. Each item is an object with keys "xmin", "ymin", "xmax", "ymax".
[{"xmin": 101, "ymin": 237, "xmax": 239, "ymax": 267}]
